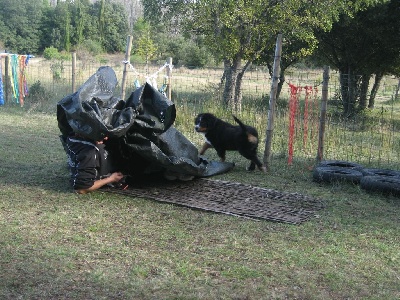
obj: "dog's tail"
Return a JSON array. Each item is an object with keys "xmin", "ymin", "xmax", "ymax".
[
  {"xmin": 232, "ymin": 115, "xmax": 248, "ymax": 132},
  {"xmin": 233, "ymin": 115, "xmax": 259, "ymax": 144}
]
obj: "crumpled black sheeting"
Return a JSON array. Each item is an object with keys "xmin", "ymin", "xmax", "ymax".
[{"xmin": 57, "ymin": 66, "xmax": 233, "ymax": 178}]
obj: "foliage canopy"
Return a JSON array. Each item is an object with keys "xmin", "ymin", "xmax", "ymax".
[{"xmin": 0, "ymin": 0, "xmax": 128, "ymax": 54}]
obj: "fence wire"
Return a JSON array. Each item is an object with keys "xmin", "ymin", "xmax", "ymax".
[{"xmin": 2, "ymin": 57, "xmax": 400, "ymax": 170}]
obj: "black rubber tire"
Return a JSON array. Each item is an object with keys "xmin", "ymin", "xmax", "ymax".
[
  {"xmin": 313, "ymin": 166, "xmax": 363, "ymax": 184},
  {"xmin": 360, "ymin": 176, "xmax": 400, "ymax": 196},
  {"xmin": 316, "ymin": 160, "xmax": 363, "ymax": 170},
  {"xmin": 360, "ymin": 168, "xmax": 400, "ymax": 178}
]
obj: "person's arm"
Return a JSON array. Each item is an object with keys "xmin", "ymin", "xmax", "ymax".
[{"xmin": 76, "ymin": 171, "xmax": 124, "ymax": 194}]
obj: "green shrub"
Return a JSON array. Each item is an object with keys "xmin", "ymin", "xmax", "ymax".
[
  {"xmin": 76, "ymin": 40, "xmax": 103, "ymax": 56},
  {"xmin": 58, "ymin": 51, "xmax": 71, "ymax": 61},
  {"xmin": 43, "ymin": 47, "xmax": 60, "ymax": 60},
  {"xmin": 25, "ymin": 81, "xmax": 58, "ymax": 113},
  {"xmin": 130, "ymin": 54, "xmax": 146, "ymax": 64},
  {"xmin": 27, "ymin": 81, "xmax": 49, "ymax": 103},
  {"xmin": 182, "ymin": 44, "xmax": 210, "ymax": 68},
  {"xmin": 50, "ymin": 61, "xmax": 65, "ymax": 82}
]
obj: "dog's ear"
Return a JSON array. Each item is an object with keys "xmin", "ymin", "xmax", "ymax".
[{"xmin": 195, "ymin": 113, "xmax": 202, "ymax": 122}]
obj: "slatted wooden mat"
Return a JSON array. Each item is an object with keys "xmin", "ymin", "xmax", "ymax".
[{"xmin": 102, "ymin": 178, "xmax": 325, "ymax": 224}]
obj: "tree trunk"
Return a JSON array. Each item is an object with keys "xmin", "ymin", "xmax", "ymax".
[
  {"xmin": 340, "ymin": 68, "xmax": 357, "ymax": 117},
  {"xmin": 222, "ymin": 60, "xmax": 233, "ymax": 106},
  {"xmin": 276, "ymin": 71, "xmax": 286, "ymax": 100},
  {"xmin": 368, "ymin": 72, "xmax": 384, "ymax": 108},
  {"xmin": 220, "ymin": 68, "xmax": 226, "ymax": 87},
  {"xmin": 358, "ymin": 74, "xmax": 371, "ymax": 110},
  {"xmin": 339, "ymin": 71, "xmax": 349, "ymax": 115},
  {"xmin": 267, "ymin": 63, "xmax": 286, "ymax": 100},
  {"xmin": 234, "ymin": 60, "xmax": 252, "ymax": 112},
  {"xmin": 234, "ymin": 70, "xmax": 244, "ymax": 112},
  {"xmin": 223, "ymin": 57, "xmax": 241, "ymax": 107}
]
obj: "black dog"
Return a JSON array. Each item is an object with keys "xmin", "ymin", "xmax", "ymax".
[{"xmin": 194, "ymin": 113, "xmax": 266, "ymax": 172}]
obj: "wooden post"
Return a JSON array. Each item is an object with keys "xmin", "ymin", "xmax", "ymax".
[
  {"xmin": 316, "ymin": 66, "xmax": 330, "ymax": 162},
  {"xmin": 166, "ymin": 57, "xmax": 172, "ymax": 100},
  {"xmin": 72, "ymin": 51, "xmax": 76, "ymax": 93},
  {"xmin": 263, "ymin": 33, "xmax": 282, "ymax": 171},
  {"xmin": 121, "ymin": 35, "xmax": 133, "ymax": 99},
  {"xmin": 395, "ymin": 78, "xmax": 400, "ymax": 101},
  {"xmin": 4, "ymin": 55, "xmax": 9, "ymax": 104}
]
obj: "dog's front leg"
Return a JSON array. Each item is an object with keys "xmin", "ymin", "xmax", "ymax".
[
  {"xmin": 216, "ymin": 149, "xmax": 226, "ymax": 162},
  {"xmin": 199, "ymin": 142, "xmax": 212, "ymax": 155}
]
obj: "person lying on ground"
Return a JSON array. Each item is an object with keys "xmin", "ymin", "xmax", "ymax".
[{"xmin": 66, "ymin": 134, "xmax": 124, "ymax": 194}]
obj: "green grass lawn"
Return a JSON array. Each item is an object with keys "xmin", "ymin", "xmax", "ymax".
[{"xmin": 0, "ymin": 108, "xmax": 399, "ymax": 299}]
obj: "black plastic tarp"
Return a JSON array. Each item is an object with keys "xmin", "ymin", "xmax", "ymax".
[{"xmin": 57, "ymin": 66, "xmax": 234, "ymax": 179}]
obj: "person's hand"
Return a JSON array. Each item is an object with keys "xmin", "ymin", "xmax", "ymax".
[
  {"xmin": 110, "ymin": 172, "xmax": 124, "ymax": 183},
  {"xmin": 76, "ymin": 172, "xmax": 125, "ymax": 194}
]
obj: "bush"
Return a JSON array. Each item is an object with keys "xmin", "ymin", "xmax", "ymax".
[
  {"xmin": 183, "ymin": 44, "xmax": 210, "ymax": 68},
  {"xmin": 50, "ymin": 61, "xmax": 65, "ymax": 82},
  {"xmin": 130, "ymin": 54, "xmax": 146, "ymax": 64},
  {"xmin": 27, "ymin": 81, "xmax": 49, "ymax": 103},
  {"xmin": 74, "ymin": 40, "xmax": 104, "ymax": 69},
  {"xmin": 58, "ymin": 51, "xmax": 71, "ymax": 61},
  {"xmin": 75, "ymin": 40, "xmax": 103, "ymax": 56},
  {"xmin": 25, "ymin": 81, "xmax": 57, "ymax": 113},
  {"xmin": 43, "ymin": 47, "xmax": 60, "ymax": 60}
]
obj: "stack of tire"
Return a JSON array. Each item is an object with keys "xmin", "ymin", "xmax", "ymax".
[{"xmin": 312, "ymin": 160, "xmax": 400, "ymax": 196}]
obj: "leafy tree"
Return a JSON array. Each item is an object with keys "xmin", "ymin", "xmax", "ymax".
[
  {"xmin": 98, "ymin": 0, "xmax": 106, "ymax": 44},
  {"xmin": 64, "ymin": 7, "xmax": 71, "ymax": 52},
  {"xmin": 181, "ymin": 42, "xmax": 210, "ymax": 68},
  {"xmin": 133, "ymin": 18, "xmax": 157, "ymax": 65},
  {"xmin": 0, "ymin": 18, "xmax": 11, "ymax": 50},
  {"xmin": 0, "ymin": 0, "xmax": 129, "ymax": 54},
  {"xmin": 314, "ymin": 0, "xmax": 400, "ymax": 114},
  {"xmin": 40, "ymin": 3, "xmax": 58, "ymax": 51},
  {"xmin": 155, "ymin": 33, "xmax": 212, "ymax": 67},
  {"xmin": 71, "ymin": 0, "xmax": 90, "ymax": 46},
  {"xmin": 152, "ymin": 32, "xmax": 184, "ymax": 63},
  {"xmin": 40, "ymin": 1, "xmax": 72, "ymax": 52},
  {"xmin": 142, "ymin": 0, "xmax": 385, "ymax": 110},
  {"xmin": 113, "ymin": 0, "xmax": 143, "ymax": 30},
  {"xmin": 92, "ymin": 0, "xmax": 129, "ymax": 53},
  {"xmin": 0, "ymin": 0, "xmax": 44, "ymax": 53},
  {"xmin": 255, "ymin": 31, "xmax": 321, "ymax": 99}
]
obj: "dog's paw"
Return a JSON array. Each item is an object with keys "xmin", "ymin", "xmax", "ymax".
[
  {"xmin": 258, "ymin": 166, "xmax": 267, "ymax": 173},
  {"xmin": 246, "ymin": 162, "xmax": 256, "ymax": 171}
]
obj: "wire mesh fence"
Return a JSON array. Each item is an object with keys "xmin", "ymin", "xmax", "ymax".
[{"xmin": 2, "ymin": 55, "xmax": 400, "ymax": 170}]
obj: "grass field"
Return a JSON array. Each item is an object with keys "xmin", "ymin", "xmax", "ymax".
[{"xmin": 0, "ymin": 106, "xmax": 399, "ymax": 299}]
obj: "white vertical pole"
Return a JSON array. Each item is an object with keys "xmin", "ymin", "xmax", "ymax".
[{"xmin": 121, "ymin": 35, "xmax": 133, "ymax": 99}]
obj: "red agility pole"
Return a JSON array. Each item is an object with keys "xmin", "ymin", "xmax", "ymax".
[{"xmin": 288, "ymin": 83, "xmax": 300, "ymax": 165}]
